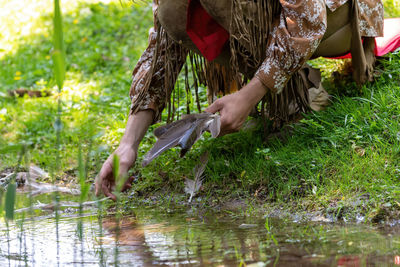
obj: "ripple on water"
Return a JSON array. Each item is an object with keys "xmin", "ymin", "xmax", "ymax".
[{"xmin": 1, "ymin": 209, "xmax": 400, "ymax": 266}]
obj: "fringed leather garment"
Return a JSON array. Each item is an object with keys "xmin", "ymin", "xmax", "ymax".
[{"xmin": 129, "ymin": 0, "xmax": 383, "ymax": 128}]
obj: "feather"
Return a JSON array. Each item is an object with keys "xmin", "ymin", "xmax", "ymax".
[
  {"xmin": 207, "ymin": 114, "xmax": 221, "ymax": 138},
  {"xmin": 142, "ymin": 113, "xmax": 220, "ymax": 166},
  {"xmin": 153, "ymin": 114, "xmax": 206, "ymax": 138},
  {"xmin": 179, "ymin": 117, "xmax": 211, "ymax": 157},
  {"xmin": 184, "ymin": 152, "xmax": 209, "ymax": 202}
]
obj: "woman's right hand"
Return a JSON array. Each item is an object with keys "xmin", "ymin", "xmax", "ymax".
[
  {"xmin": 95, "ymin": 145, "xmax": 137, "ymax": 201},
  {"xmin": 94, "ymin": 110, "xmax": 154, "ymax": 201}
]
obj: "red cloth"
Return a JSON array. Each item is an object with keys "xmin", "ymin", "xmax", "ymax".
[
  {"xmin": 186, "ymin": 0, "xmax": 229, "ymax": 61},
  {"xmin": 331, "ymin": 18, "xmax": 400, "ymax": 59}
]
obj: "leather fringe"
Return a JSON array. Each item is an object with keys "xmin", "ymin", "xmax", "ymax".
[
  {"xmin": 135, "ymin": 0, "xmax": 313, "ymax": 129},
  {"xmin": 230, "ymin": 0, "xmax": 311, "ymax": 129}
]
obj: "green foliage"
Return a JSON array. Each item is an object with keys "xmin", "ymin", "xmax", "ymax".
[
  {"xmin": 0, "ymin": 189, "xmax": 3, "ymax": 215},
  {"xmin": 113, "ymin": 154, "xmax": 125, "ymax": 196},
  {"xmin": 53, "ymin": 0, "xmax": 66, "ymax": 90},
  {"xmin": 384, "ymin": 0, "xmax": 400, "ymax": 17},
  {"xmin": 5, "ymin": 182, "xmax": 17, "ymax": 221},
  {"xmin": 78, "ymin": 147, "xmax": 90, "ymax": 202},
  {"xmin": 0, "ymin": 0, "xmax": 153, "ymax": 173},
  {"xmin": 138, "ymin": 52, "xmax": 400, "ymax": 214}
]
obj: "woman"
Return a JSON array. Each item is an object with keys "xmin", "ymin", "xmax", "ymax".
[{"xmin": 95, "ymin": 0, "xmax": 383, "ymax": 200}]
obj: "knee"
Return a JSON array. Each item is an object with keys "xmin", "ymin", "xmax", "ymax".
[
  {"xmin": 158, "ymin": 0, "xmax": 188, "ymax": 42},
  {"xmin": 199, "ymin": 0, "xmax": 231, "ymax": 30}
]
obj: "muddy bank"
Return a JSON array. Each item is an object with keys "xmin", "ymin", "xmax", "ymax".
[
  {"xmin": 2, "ymin": 166, "xmax": 399, "ymax": 225},
  {"xmin": 123, "ymin": 190, "xmax": 400, "ymax": 226},
  {"xmin": 0, "ymin": 165, "xmax": 80, "ymax": 196}
]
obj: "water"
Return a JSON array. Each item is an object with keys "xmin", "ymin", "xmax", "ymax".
[{"xmin": 1, "ymin": 195, "xmax": 400, "ymax": 266}]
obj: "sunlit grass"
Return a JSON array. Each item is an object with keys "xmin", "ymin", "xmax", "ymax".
[
  {"xmin": 0, "ymin": 0, "xmax": 135, "ymax": 57},
  {"xmin": 0, "ymin": 0, "xmax": 152, "ymax": 171}
]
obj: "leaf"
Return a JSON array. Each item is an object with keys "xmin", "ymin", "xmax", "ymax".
[
  {"xmin": 53, "ymin": 0, "xmax": 65, "ymax": 90},
  {"xmin": 185, "ymin": 152, "xmax": 209, "ymax": 203},
  {"xmin": 113, "ymin": 154, "xmax": 124, "ymax": 195},
  {"xmin": 142, "ymin": 113, "xmax": 220, "ymax": 166},
  {"xmin": 5, "ymin": 182, "xmax": 16, "ymax": 221},
  {"xmin": 78, "ymin": 148, "xmax": 89, "ymax": 202},
  {"xmin": 0, "ymin": 189, "xmax": 3, "ymax": 215}
]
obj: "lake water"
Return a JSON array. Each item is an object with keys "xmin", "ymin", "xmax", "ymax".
[{"xmin": 1, "ymin": 194, "xmax": 400, "ymax": 266}]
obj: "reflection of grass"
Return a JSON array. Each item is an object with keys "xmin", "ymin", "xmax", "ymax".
[{"xmin": 1, "ymin": 0, "xmax": 400, "ymax": 221}]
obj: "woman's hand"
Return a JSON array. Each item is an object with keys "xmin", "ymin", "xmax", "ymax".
[
  {"xmin": 95, "ymin": 110, "xmax": 154, "ymax": 201},
  {"xmin": 205, "ymin": 77, "xmax": 267, "ymax": 136},
  {"xmin": 95, "ymin": 145, "xmax": 137, "ymax": 201}
]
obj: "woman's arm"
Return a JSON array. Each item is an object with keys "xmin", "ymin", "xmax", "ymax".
[
  {"xmin": 205, "ymin": 77, "xmax": 267, "ymax": 136},
  {"xmin": 95, "ymin": 110, "xmax": 154, "ymax": 200},
  {"xmin": 96, "ymin": 0, "xmax": 187, "ymax": 199},
  {"xmin": 255, "ymin": 0, "xmax": 327, "ymax": 93},
  {"xmin": 207, "ymin": 0, "xmax": 328, "ymax": 134}
]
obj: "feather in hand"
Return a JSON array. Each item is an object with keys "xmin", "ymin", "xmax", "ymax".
[
  {"xmin": 142, "ymin": 113, "xmax": 220, "ymax": 167},
  {"xmin": 185, "ymin": 152, "xmax": 209, "ymax": 203}
]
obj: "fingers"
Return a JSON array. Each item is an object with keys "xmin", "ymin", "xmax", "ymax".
[
  {"xmin": 205, "ymin": 97, "xmax": 239, "ymax": 136},
  {"xmin": 96, "ymin": 147, "xmax": 137, "ymax": 200},
  {"xmin": 96, "ymin": 161, "xmax": 117, "ymax": 201},
  {"xmin": 205, "ymin": 99, "xmax": 223, "ymax": 114},
  {"xmin": 121, "ymin": 175, "xmax": 136, "ymax": 192},
  {"xmin": 206, "ymin": 99, "xmax": 229, "ymax": 136},
  {"xmin": 101, "ymin": 174, "xmax": 117, "ymax": 201},
  {"xmin": 96, "ymin": 161, "xmax": 111, "ymax": 196},
  {"xmin": 219, "ymin": 127, "xmax": 235, "ymax": 137},
  {"xmin": 218, "ymin": 111, "xmax": 241, "ymax": 137},
  {"xmin": 94, "ymin": 175, "xmax": 101, "ymax": 196}
]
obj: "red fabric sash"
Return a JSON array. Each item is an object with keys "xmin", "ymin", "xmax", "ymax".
[{"xmin": 186, "ymin": 0, "xmax": 229, "ymax": 61}]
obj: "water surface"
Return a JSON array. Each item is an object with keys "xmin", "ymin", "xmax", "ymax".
[{"xmin": 1, "ymin": 195, "xmax": 400, "ymax": 266}]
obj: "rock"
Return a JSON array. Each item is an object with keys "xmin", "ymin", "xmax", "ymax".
[
  {"xmin": 29, "ymin": 165, "xmax": 48, "ymax": 180},
  {"xmin": 239, "ymin": 223, "xmax": 258, "ymax": 229},
  {"xmin": 1, "ymin": 165, "xmax": 80, "ymax": 196}
]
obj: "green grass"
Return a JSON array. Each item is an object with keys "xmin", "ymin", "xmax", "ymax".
[
  {"xmin": 1, "ymin": 0, "xmax": 400, "ymax": 221},
  {"xmin": 0, "ymin": 0, "xmax": 153, "ymax": 173}
]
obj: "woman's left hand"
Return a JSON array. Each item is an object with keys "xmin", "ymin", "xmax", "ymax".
[{"xmin": 205, "ymin": 77, "xmax": 268, "ymax": 136}]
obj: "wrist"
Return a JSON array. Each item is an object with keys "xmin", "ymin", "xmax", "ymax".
[
  {"xmin": 120, "ymin": 131, "xmax": 142, "ymax": 150},
  {"xmin": 239, "ymin": 77, "xmax": 267, "ymax": 106},
  {"xmin": 120, "ymin": 139, "xmax": 139, "ymax": 150},
  {"xmin": 120, "ymin": 109, "xmax": 154, "ymax": 149}
]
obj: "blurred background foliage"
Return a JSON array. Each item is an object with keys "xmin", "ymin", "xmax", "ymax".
[{"xmin": 0, "ymin": 0, "xmax": 154, "ymax": 172}]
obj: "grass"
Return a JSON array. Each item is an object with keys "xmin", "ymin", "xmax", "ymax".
[
  {"xmin": 0, "ymin": 0, "xmax": 400, "ymax": 221},
  {"xmin": 0, "ymin": 0, "xmax": 153, "ymax": 173}
]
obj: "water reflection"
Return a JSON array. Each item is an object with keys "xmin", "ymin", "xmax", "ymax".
[{"xmin": 1, "ymin": 208, "xmax": 400, "ymax": 266}]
